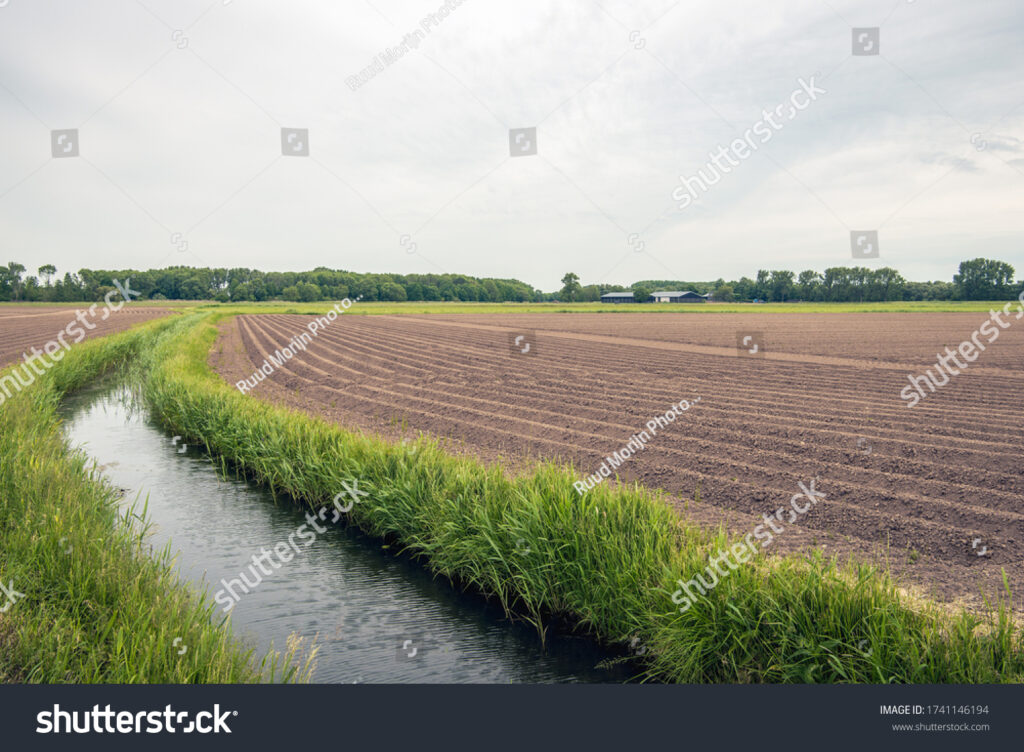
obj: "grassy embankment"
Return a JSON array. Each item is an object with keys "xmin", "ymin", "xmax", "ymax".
[
  {"xmin": 144, "ymin": 311, "xmax": 1023, "ymax": 683},
  {"xmin": 0, "ymin": 316, "xmax": 312, "ymax": 683}
]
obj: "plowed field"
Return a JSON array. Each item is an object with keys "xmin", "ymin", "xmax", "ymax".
[
  {"xmin": 0, "ymin": 305, "xmax": 171, "ymax": 368},
  {"xmin": 211, "ymin": 311, "xmax": 1024, "ymax": 611}
]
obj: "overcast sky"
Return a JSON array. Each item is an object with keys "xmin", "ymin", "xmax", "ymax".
[{"xmin": 0, "ymin": 0, "xmax": 1021, "ymax": 290}]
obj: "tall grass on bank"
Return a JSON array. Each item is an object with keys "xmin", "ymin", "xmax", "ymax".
[
  {"xmin": 0, "ymin": 317, "xmax": 312, "ymax": 683},
  {"xmin": 144, "ymin": 312, "xmax": 1023, "ymax": 683}
]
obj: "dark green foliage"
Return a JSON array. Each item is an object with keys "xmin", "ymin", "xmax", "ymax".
[{"xmin": 0, "ymin": 265, "xmax": 541, "ymax": 304}]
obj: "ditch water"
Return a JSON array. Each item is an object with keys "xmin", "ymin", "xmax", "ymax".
[{"xmin": 59, "ymin": 380, "xmax": 632, "ymax": 683}]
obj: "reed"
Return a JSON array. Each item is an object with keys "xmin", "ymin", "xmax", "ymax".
[
  {"xmin": 0, "ymin": 317, "xmax": 312, "ymax": 683},
  {"xmin": 140, "ymin": 312, "xmax": 1023, "ymax": 683}
]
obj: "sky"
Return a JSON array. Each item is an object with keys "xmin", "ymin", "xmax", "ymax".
[{"xmin": 0, "ymin": 0, "xmax": 1021, "ymax": 291}]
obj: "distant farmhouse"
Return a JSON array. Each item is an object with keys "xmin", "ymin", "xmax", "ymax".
[
  {"xmin": 599, "ymin": 290, "xmax": 708, "ymax": 304},
  {"xmin": 651, "ymin": 290, "xmax": 708, "ymax": 303},
  {"xmin": 599, "ymin": 292, "xmax": 636, "ymax": 304}
]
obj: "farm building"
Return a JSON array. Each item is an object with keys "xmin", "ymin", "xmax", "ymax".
[
  {"xmin": 651, "ymin": 290, "xmax": 708, "ymax": 303},
  {"xmin": 600, "ymin": 292, "xmax": 635, "ymax": 304}
]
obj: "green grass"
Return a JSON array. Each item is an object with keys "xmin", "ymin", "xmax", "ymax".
[
  {"xmin": 140, "ymin": 311, "xmax": 1024, "ymax": 683},
  {"xmin": 0, "ymin": 319, "xmax": 313, "ymax": 683}
]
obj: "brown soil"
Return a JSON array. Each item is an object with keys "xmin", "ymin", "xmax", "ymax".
[
  {"xmin": 210, "ymin": 312, "xmax": 1024, "ymax": 614},
  {"xmin": 413, "ymin": 311, "xmax": 1024, "ymax": 370},
  {"xmin": 0, "ymin": 304, "xmax": 172, "ymax": 368}
]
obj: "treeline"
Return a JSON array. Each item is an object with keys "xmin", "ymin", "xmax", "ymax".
[
  {"xmin": 558, "ymin": 259, "xmax": 1021, "ymax": 303},
  {"xmin": 0, "ymin": 264, "xmax": 541, "ymax": 303},
  {"xmin": 1, "ymin": 257, "xmax": 1018, "ymax": 303}
]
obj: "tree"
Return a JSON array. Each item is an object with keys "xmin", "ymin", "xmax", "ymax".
[
  {"xmin": 438, "ymin": 280, "xmax": 456, "ymax": 301},
  {"xmin": 954, "ymin": 258, "xmax": 1015, "ymax": 300},
  {"xmin": 868, "ymin": 267, "xmax": 906, "ymax": 301},
  {"xmin": 350, "ymin": 279, "xmax": 377, "ymax": 301},
  {"xmin": 713, "ymin": 284, "xmax": 734, "ymax": 302},
  {"xmin": 733, "ymin": 276, "xmax": 756, "ymax": 301},
  {"xmin": 797, "ymin": 270, "xmax": 822, "ymax": 300},
  {"xmin": 768, "ymin": 270, "xmax": 795, "ymax": 302},
  {"xmin": 23, "ymin": 276, "xmax": 42, "ymax": 301},
  {"xmin": 560, "ymin": 272, "xmax": 582, "ymax": 302},
  {"xmin": 179, "ymin": 275, "xmax": 208, "ymax": 299},
  {"xmin": 230, "ymin": 282, "xmax": 253, "ymax": 301},
  {"xmin": 632, "ymin": 285, "xmax": 651, "ymax": 303},
  {"xmin": 850, "ymin": 266, "xmax": 870, "ymax": 302},
  {"xmin": 6, "ymin": 262, "xmax": 25, "ymax": 300},
  {"xmin": 295, "ymin": 282, "xmax": 321, "ymax": 302},
  {"xmin": 38, "ymin": 264, "xmax": 56, "ymax": 286},
  {"xmin": 822, "ymin": 267, "xmax": 849, "ymax": 302},
  {"xmin": 754, "ymin": 269, "xmax": 770, "ymax": 301},
  {"xmin": 454, "ymin": 281, "xmax": 476, "ymax": 301},
  {"xmin": 379, "ymin": 281, "xmax": 407, "ymax": 301}
]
